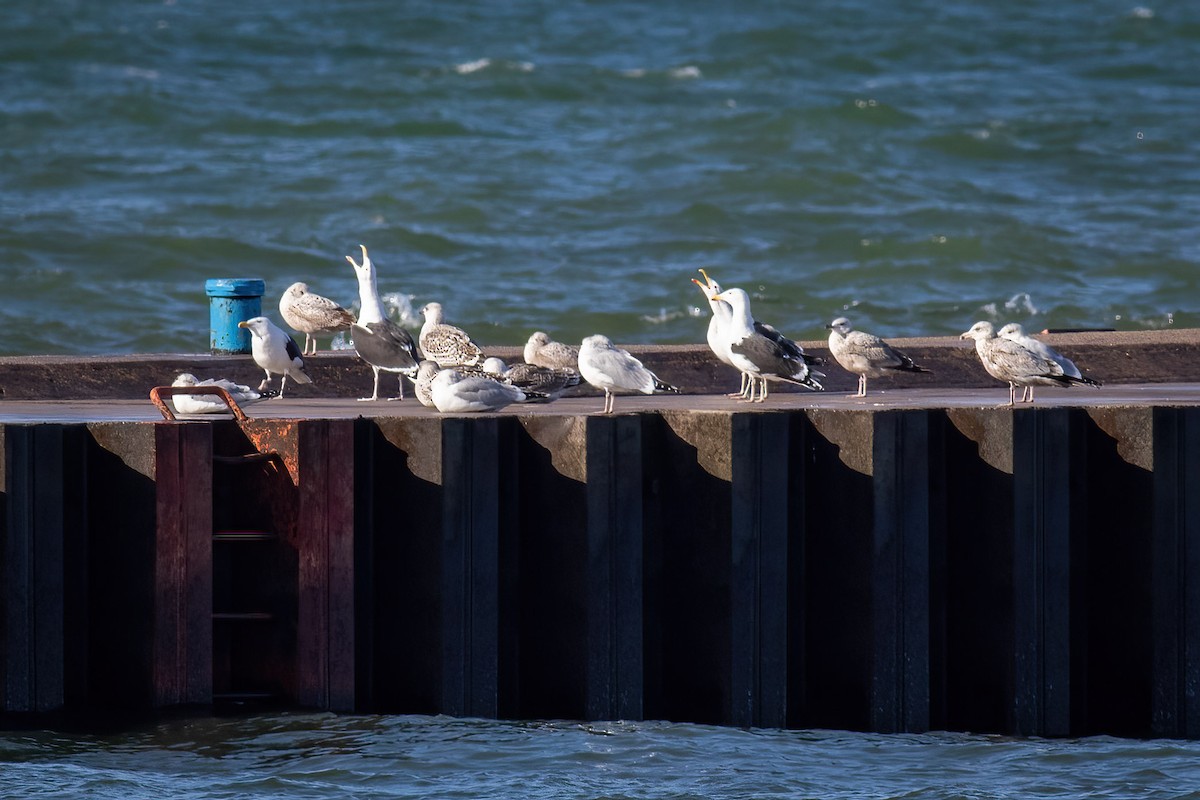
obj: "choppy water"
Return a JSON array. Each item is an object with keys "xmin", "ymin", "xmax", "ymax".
[
  {"xmin": 3, "ymin": 713, "xmax": 1200, "ymax": 800},
  {"xmin": 3, "ymin": 1, "xmax": 1199, "ymax": 356}
]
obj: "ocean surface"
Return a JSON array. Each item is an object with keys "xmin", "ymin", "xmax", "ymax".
[
  {"xmin": 3, "ymin": 0, "xmax": 1199, "ymax": 357},
  {"xmin": 3, "ymin": 713, "xmax": 1200, "ymax": 800}
]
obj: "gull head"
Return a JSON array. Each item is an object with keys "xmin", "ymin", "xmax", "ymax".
[
  {"xmin": 173, "ymin": 373, "xmax": 199, "ymax": 387},
  {"xmin": 345, "ymin": 244, "xmax": 373, "ymax": 280},
  {"xmin": 420, "ymin": 302, "xmax": 444, "ymax": 323},
  {"xmin": 828, "ymin": 317, "xmax": 852, "ymax": 335},
  {"xmin": 580, "ymin": 334, "xmax": 615, "ymax": 353},
  {"xmin": 238, "ymin": 317, "xmax": 269, "ymax": 336},
  {"xmin": 710, "ymin": 287, "xmax": 749, "ymax": 311},
  {"xmin": 997, "ymin": 323, "xmax": 1025, "ymax": 339},
  {"xmin": 960, "ymin": 321, "xmax": 996, "ymax": 341},
  {"xmin": 482, "ymin": 357, "xmax": 508, "ymax": 376}
]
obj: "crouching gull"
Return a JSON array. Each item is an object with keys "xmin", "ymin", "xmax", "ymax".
[
  {"xmin": 693, "ymin": 268, "xmax": 824, "ymax": 399},
  {"xmin": 420, "ymin": 302, "xmax": 484, "ymax": 367},
  {"xmin": 346, "ymin": 244, "xmax": 420, "ymax": 401},
  {"xmin": 238, "ymin": 317, "xmax": 312, "ymax": 398},
  {"xmin": 961, "ymin": 321, "xmax": 1094, "ymax": 406},
  {"xmin": 169, "ymin": 373, "xmax": 278, "ymax": 414},
  {"xmin": 578, "ymin": 334, "xmax": 680, "ymax": 414},
  {"xmin": 430, "ymin": 367, "xmax": 527, "ymax": 413},
  {"xmin": 826, "ymin": 317, "xmax": 931, "ymax": 397},
  {"xmin": 524, "ymin": 331, "xmax": 579, "ymax": 371},
  {"xmin": 709, "ymin": 288, "xmax": 824, "ymax": 402},
  {"xmin": 279, "ymin": 282, "xmax": 356, "ymax": 355},
  {"xmin": 482, "ymin": 357, "xmax": 580, "ymax": 399},
  {"xmin": 998, "ymin": 322, "xmax": 1100, "ymax": 402}
]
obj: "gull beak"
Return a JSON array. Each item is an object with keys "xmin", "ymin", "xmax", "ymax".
[
  {"xmin": 238, "ymin": 321, "xmax": 250, "ymax": 329},
  {"xmin": 698, "ymin": 267, "xmax": 716, "ymax": 290},
  {"xmin": 959, "ymin": 331, "xmax": 971, "ymax": 340}
]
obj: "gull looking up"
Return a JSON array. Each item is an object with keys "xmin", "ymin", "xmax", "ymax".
[
  {"xmin": 346, "ymin": 244, "xmax": 420, "ymax": 401},
  {"xmin": 709, "ymin": 288, "xmax": 824, "ymax": 402}
]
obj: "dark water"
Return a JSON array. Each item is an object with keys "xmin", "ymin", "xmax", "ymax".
[
  {"xmin": 3, "ymin": 714, "xmax": 1200, "ymax": 799},
  {"xmin": 3, "ymin": 1, "xmax": 1199, "ymax": 356}
]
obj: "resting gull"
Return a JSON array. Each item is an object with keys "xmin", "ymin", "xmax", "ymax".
[
  {"xmin": 346, "ymin": 244, "xmax": 421, "ymax": 401},
  {"xmin": 279, "ymin": 282, "xmax": 356, "ymax": 355},
  {"xmin": 998, "ymin": 322, "xmax": 1100, "ymax": 402},
  {"xmin": 692, "ymin": 268, "xmax": 824, "ymax": 399},
  {"xmin": 238, "ymin": 316, "xmax": 312, "ymax": 398},
  {"xmin": 419, "ymin": 302, "xmax": 484, "ymax": 367},
  {"xmin": 826, "ymin": 316, "xmax": 931, "ymax": 397},
  {"xmin": 578, "ymin": 334, "xmax": 680, "ymax": 414},
  {"xmin": 482, "ymin": 357, "xmax": 580, "ymax": 399},
  {"xmin": 709, "ymin": 288, "xmax": 824, "ymax": 402},
  {"xmin": 524, "ymin": 331, "xmax": 579, "ymax": 371},
  {"xmin": 961, "ymin": 321, "xmax": 1093, "ymax": 406},
  {"xmin": 169, "ymin": 373, "xmax": 277, "ymax": 414},
  {"xmin": 431, "ymin": 367, "xmax": 527, "ymax": 413},
  {"xmin": 412, "ymin": 360, "xmax": 441, "ymax": 408}
]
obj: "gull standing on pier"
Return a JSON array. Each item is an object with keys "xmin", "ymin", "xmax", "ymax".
[
  {"xmin": 578, "ymin": 335, "xmax": 679, "ymax": 414},
  {"xmin": 238, "ymin": 316, "xmax": 312, "ymax": 398},
  {"xmin": 279, "ymin": 282, "xmax": 356, "ymax": 355},
  {"xmin": 524, "ymin": 331, "xmax": 579, "ymax": 371},
  {"xmin": 710, "ymin": 288, "xmax": 824, "ymax": 402},
  {"xmin": 169, "ymin": 373, "xmax": 278, "ymax": 414},
  {"xmin": 998, "ymin": 323, "xmax": 1100, "ymax": 402},
  {"xmin": 961, "ymin": 321, "xmax": 1092, "ymax": 406},
  {"xmin": 430, "ymin": 367, "xmax": 527, "ymax": 413},
  {"xmin": 420, "ymin": 302, "xmax": 485, "ymax": 367},
  {"xmin": 826, "ymin": 317, "xmax": 931, "ymax": 397},
  {"xmin": 346, "ymin": 244, "xmax": 420, "ymax": 401}
]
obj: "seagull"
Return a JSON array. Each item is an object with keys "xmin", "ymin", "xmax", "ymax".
[
  {"xmin": 346, "ymin": 244, "xmax": 421, "ymax": 401},
  {"xmin": 419, "ymin": 302, "xmax": 484, "ymax": 367},
  {"xmin": 430, "ymin": 367, "xmax": 527, "ymax": 413},
  {"xmin": 826, "ymin": 317, "xmax": 931, "ymax": 397},
  {"xmin": 169, "ymin": 373, "xmax": 278, "ymax": 414},
  {"xmin": 692, "ymin": 268, "xmax": 824, "ymax": 399},
  {"xmin": 278, "ymin": 282, "xmax": 356, "ymax": 355},
  {"xmin": 578, "ymin": 334, "xmax": 680, "ymax": 414},
  {"xmin": 998, "ymin": 322, "xmax": 1100, "ymax": 402},
  {"xmin": 524, "ymin": 331, "xmax": 579, "ymax": 371},
  {"xmin": 238, "ymin": 317, "xmax": 312, "ymax": 398},
  {"xmin": 709, "ymin": 288, "xmax": 824, "ymax": 402},
  {"xmin": 482, "ymin": 357, "xmax": 580, "ymax": 398},
  {"xmin": 961, "ymin": 321, "xmax": 1093, "ymax": 406}
]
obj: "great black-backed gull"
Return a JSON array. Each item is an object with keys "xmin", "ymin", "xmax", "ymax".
[
  {"xmin": 169, "ymin": 373, "xmax": 278, "ymax": 414},
  {"xmin": 827, "ymin": 316, "xmax": 931, "ymax": 397},
  {"xmin": 431, "ymin": 367, "xmax": 526, "ymax": 413},
  {"xmin": 578, "ymin": 334, "xmax": 679, "ymax": 414},
  {"xmin": 482, "ymin": 357, "xmax": 580, "ymax": 398},
  {"xmin": 998, "ymin": 322, "xmax": 1100, "ymax": 402},
  {"xmin": 419, "ymin": 302, "xmax": 484, "ymax": 367},
  {"xmin": 346, "ymin": 244, "xmax": 420, "ymax": 401},
  {"xmin": 238, "ymin": 317, "xmax": 312, "ymax": 398},
  {"xmin": 709, "ymin": 288, "xmax": 823, "ymax": 402},
  {"xmin": 279, "ymin": 282, "xmax": 356, "ymax": 355},
  {"xmin": 524, "ymin": 331, "xmax": 579, "ymax": 371},
  {"xmin": 961, "ymin": 321, "xmax": 1093, "ymax": 406}
]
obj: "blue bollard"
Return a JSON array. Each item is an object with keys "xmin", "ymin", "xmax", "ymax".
[{"xmin": 205, "ymin": 278, "xmax": 266, "ymax": 354}]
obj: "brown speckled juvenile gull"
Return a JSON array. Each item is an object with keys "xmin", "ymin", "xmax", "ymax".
[
  {"xmin": 482, "ymin": 357, "xmax": 580, "ymax": 399},
  {"xmin": 419, "ymin": 302, "xmax": 485, "ymax": 367},
  {"xmin": 961, "ymin": 320, "xmax": 1093, "ymax": 406},
  {"xmin": 827, "ymin": 316, "xmax": 930, "ymax": 397},
  {"xmin": 279, "ymin": 282, "xmax": 356, "ymax": 355},
  {"xmin": 524, "ymin": 331, "xmax": 579, "ymax": 371}
]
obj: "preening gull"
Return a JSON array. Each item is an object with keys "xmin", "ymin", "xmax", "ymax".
[
  {"xmin": 431, "ymin": 367, "xmax": 526, "ymax": 413},
  {"xmin": 961, "ymin": 321, "xmax": 1093, "ymax": 406},
  {"xmin": 827, "ymin": 317, "xmax": 931, "ymax": 397},
  {"xmin": 709, "ymin": 288, "xmax": 823, "ymax": 402},
  {"xmin": 279, "ymin": 282, "xmax": 356, "ymax": 355},
  {"xmin": 169, "ymin": 373, "xmax": 278, "ymax": 414},
  {"xmin": 578, "ymin": 334, "xmax": 680, "ymax": 414},
  {"xmin": 692, "ymin": 268, "xmax": 824, "ymax": 399},
  {"xmin": 238, "ymin": 317, "xmax": 312, "ymax": 398},
  {"xmin": 419, "ymin": 302, "xmax": 484, "ymax": 367},
  {"xmin": 524, "ymin": 331, "xmax": 579, "ymax": 371},
  {"xmin": 998, "ymin": 322, "xmax": 1100, "ymax": 402},
  {"xmin": 346, "ymin": 244, "xmax": 420, "ymax": 401},
  {"xmin": 412, "ymin": 360, "xmax": 440, "ymax": 408},
  {"xmin": 482, "ymin": 357, "xmax": 580, "ymax": 398}
]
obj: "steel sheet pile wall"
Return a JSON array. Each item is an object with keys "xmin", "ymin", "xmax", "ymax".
[{"xmin": 1, "ymin": 407, "xmax": 1197, "ymax": 737}]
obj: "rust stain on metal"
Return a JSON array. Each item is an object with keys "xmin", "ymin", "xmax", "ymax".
[
  {"xmin": 148, "ymin": 385, "xmax": 250, "ymax": 422},
  {"xmin": 239, "ymin": 419, "xmax": 300, "ymax": 483}
]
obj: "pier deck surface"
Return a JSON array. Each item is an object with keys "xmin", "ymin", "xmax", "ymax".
[{"xmin": 3, "ymin": 383, "xmax": 1200, "ymax": 423}]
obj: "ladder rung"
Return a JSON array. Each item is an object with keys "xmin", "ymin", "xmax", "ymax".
[
  {"xmin": 213, "ymin": 691, "xmax": 278, "ymax": 702},
  {"xmin": 213, "ymin": 612, "xmax": 274, "ymax": 622},
  {"xmin": 213, "ymin": 531, "xmax": 277, "ymax": 542},
  {"xmin": 213, "ymin": 452, "xmax": 278, "ymax": 464}
]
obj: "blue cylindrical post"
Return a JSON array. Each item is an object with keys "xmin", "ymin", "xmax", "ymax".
[{"xmin": 205, "ymin": 278, "xmax": 265, "ymax": 354}]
